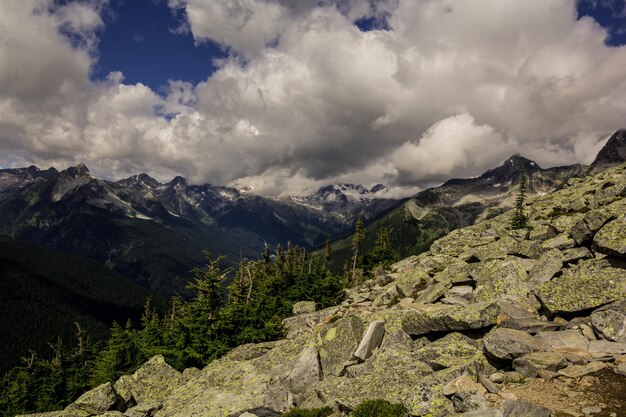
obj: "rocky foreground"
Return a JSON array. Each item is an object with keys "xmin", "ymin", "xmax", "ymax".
[{"xmin": 21, "ymin": 163, "xmax": 626, "ymax": 417}]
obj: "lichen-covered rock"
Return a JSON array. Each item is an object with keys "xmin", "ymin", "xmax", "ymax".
[
  {"xmin": 512, "ymin": 352, "xmax": 568, "ymax": 377},
  {"xmin": 430, "ymin": 229, "xmax": 496, "ymax": 257},
  {"xmin": 570, "ymin": 208, "xmax": 616, "ymax": 244},
  {"xmin": 287, "ymin": 345, "xmax": 320, "ymax": 395},
  {"xmin": 393, "ymin": 268, "xmax": 430, "ymax": 298},
  {"xmin": 113, "ymin": 355, "xmax": 181, "ymax": 406},
  {"xmin": 534, "ymin": 260, "xmax": 626, "ymax": 314},
  {"xmin": 500, "ymin": 318, "xmax": 561, "ymax": 334},
  {"xmin": 414, "ymin": 333, "xmax": 479, "ymax": 370},
  {"xmin": 401, "ymin": 302, "xmax": 500, "ymax": 336},
  {"xmin": 64, "ymin": 382, "xmax": 121, "ymax": 416},
  {"xmin": 541, "ymin": 233, "xmax": 576, "ymax": 250},
  {"xmin": 317, "ymin": 315, "xmax": 364, "ymax": 377},
  {"xmin": 282, "ymin": 306, "xmax": 339, "ymax": 339},
  {"xmin": 590, "ymin": 300, "xmax": 626, "ymax": 342},
  {"xmin": 483, "ymin": 328, "xmax": 542, "ymax": 360},
  {"xmin": 593, "ymin": 215, "xmax": 626, "ymax": 257},
  {"xmin": 415, "ymin": 280, "xmax": 451, "ymax": 304},
  {"xmin": 528, "ymin": 249, "xmax": 563, "ymax": 283},
  {"xmin": 293, "ymin": 301, "xmax": 317, "ymax": 315},
  {"xmin": 470, "ymin": 259, "xmax": 528, "ymax": 303}
]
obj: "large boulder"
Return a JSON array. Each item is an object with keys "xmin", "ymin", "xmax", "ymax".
[
  {"xmin": 470, "ymin": 259, "xmax": 528, "ymax": 303},
  {"xmin": 534, "ymin": 260, "xmax": 626, "ymax": 314},
  {"xmin": 354, "ymin": 320, "xmax": 385, "ymax": 361},
  {"xmin": 528, "ymin": 249, "xmax": 563, "ymax": 283},
  {"xmin": 414, "ymin": 332, "xmax": 479, "ymax": 370},
  {"xmin": 534, "ymin": 330, "xmax": 590, "ymax": 353},
  {"xmin": 591, "ymin": 300, "xmax": 626, "ymax": 342},
  {"xmin": 317, "ymin": 315, "xmax": 364, "ymax": 377},
  {"xmin": 64, "ymin": 382, "xmax": 122, "ymax": 416},
  {"xmin": 593, "ymin": 216, "xmax": 626, "ymax": 257},
  {"xmin": 114, "ymin": 355, "xmax": 182, "ymax": 406},
  {"xmin": 503, "ymin": 400, "xmax": 550, "ymax": 417},
  {"xmin": 292, "ymin": 301, "xmax": 316, "ymax": 315},
  {"xmin": 483, "ymin": 328, "xmax": 543, "ymax": 361},
  {"xmin": 512, "ymin": 352, "xmax": 568, "ymax": 377},
  {"xmin": 401, "ymin": 302, "xmax": 500, "ymax": 336},
  {"xmin": 570, "ymin": 208, "xmax": 616, "ymax": 244}
]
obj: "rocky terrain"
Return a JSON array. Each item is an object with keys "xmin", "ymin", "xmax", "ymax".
[{"xmin": 20, "ymin": 160, "xmax": 626, "ymax": 416}]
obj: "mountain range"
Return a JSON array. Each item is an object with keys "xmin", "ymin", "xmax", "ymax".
[
  {"xmin": 0, "ymin": 165, "xmax": 399, "ymax": 296},
  {"xmin": 1, "ymin": 130, "xmax": 624, "ymax": 295}
]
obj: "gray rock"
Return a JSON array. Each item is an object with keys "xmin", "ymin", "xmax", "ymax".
[
  {"xmin": 64, "ymin": 382, "xmax": 121, "ymax": 416},
  {"xmin": 401, "ymin": 302, "xmax": 500, "ymax": 336},
  {"xmin": 497, "ymin": 300, "xmax": 538, "ymax": 320},
  {"xmin": 416, "ymin": 280, "xmax": 452, "ymax": 304},
  {"xmin": 501, "ymin": 318, "xmax": 561, "ymax": 334},
  {"xmin": 561, "ymin": 247, "xmax": 592, "ymax": 263},
  {"xmin": 354, "ymin": 320, "xmax": 385, "ymax": 361},
  {"xmin": 414, "ymin": 332, "xmax": 479, "ymax": 370},
  {"xmin": 571, "ymin": 208, "xmax": 616, "ymax": 244},
  {"xmin": 452, "ymin": 391, "xmax": 490, "ymax": 413},
  {"xmin": 512, "ymin": 352, "xmax": 568, "ymax": 378},
  {"xmin": 593, "ymin": 216, "xmax": 626, "ymax": 257},
  {"xmin": 287, "ymin": 346, "xmax": 320, "ymax": 394},
  {"xmin": 483, "ymin": 328, "xmax": 542, "ymax": 360},
  {"xmin": 461, "ymin": 410, "xmax": 503, "ymax": 417},
  {"xmin": 114, "ymin": 355, "xmax": 182, "ymax": 406},
  {"xmin": 557, "ymin": 361, "xmax": 607, "ymax": 377},
  {"xmin": 591, "ymin": 300, "xmax": 626, "ymax": 343},
  {"xmin": 534, "ymin": 330, "xmax": 589, "ymax": 353},
  {"xmin": 615, "ymin": 361, "xmax": 626, "ymax": 376},
  {"xmin": 528, "ymin": 249, "xmax": 563, "ymax": 283},
  {"xmin": 318, "ymin": 315, "xmax": 364, "ymax": 377},
  {"xmin": 503, "ymin": 400, "xmax": 550, "ymax": 417},
  {"xmin": 292, "ymin": 301, "xmax": 316, "ymax": 315},
  {"xmin": 478, "ymin": 375, "xmax": 500, "ymax": 394},
  {"xmin": 541, "ymin": 234, "xmax": 576, "ymax": 250},
  {"xmin": 534, "ymin": 260, "xmax": 626, "ymax": 314},
  {"xmin": 587, "ymin": 340, "xmax": 626, "ymax": 358},
  {"xmin": 442, "ymin": 375, "xmax": 486, "ymax": 396},
  {"xmin": 470, "ymin": 259, "xmax": 529, "ymax": 303}
]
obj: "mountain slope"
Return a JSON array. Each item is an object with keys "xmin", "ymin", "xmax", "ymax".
[
  {"xmin": 0, "ymin": 235, "xmax": 154, "ymax": 374},
  {"xmin": 591, "ymin": 129, "xmax": 626, "ymax": 170},
  {"xmin": 321, "ymin": 155, "xmax": 586, "ymax": 270},
  {"xmin": 26, "ymin": 161, "xmax": 626, "ymax": 417}
]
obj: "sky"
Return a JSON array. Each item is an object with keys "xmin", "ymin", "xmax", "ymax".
[{"xmin": 1, "ymin": 0, "xmax": 626, "ymax": 197}]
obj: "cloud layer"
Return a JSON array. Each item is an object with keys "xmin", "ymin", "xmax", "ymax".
[{"xmin": 1, "ymin": 0, "xmax": 625, "ymax": 196}]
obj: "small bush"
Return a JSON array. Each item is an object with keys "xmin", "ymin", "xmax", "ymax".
[
  {"xmin": 283, "ymin": 406, "xmax": 334, "ymax": 417},
  {"xmin": 352, "ymin": 399, "xmax": 406, "ymax": 417}
]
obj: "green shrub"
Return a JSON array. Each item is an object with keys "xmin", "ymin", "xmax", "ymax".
[
  {"xmin": 352, "ymin": 399, "xmax": 406, "ymax": 417},
  {"xmin": 283, "ymin": 406, "xmax": 334, "ymax": 417}
]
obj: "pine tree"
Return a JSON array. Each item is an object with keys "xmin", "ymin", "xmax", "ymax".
[
  {"xmin": 511, "ymin": 168, "xmax": 529, "ymax": 229},
  {"xmin": 187, "ymin": 252, "xmax": 227, "ymax": 321},
  {"xmin": 351, "ymin": 217, "xmax": 365, "ymax": 283},
  {"xmin": 323, "ymin": 238, "xmax": 332, "ymax": 269}
]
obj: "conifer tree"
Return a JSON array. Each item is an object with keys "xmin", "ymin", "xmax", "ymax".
[
  {"xmin": 351, "ymin": 217, "xmax": 365, "ymax": 282},
  {"xmin": 323, "ymin": 238, "xmax": 332, "ymax": 269},
  {"xmin": 511, "ymin": 168, "xmax": 529, "ymax": 229}
]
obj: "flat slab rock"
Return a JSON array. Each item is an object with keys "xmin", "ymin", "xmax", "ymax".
[
  {"xmin": 401, "ymin": 301, "xmax": 500, "ymax": 336},
  {"xmin": 534, "ymin": 260, "xmax": 626, "ymax": 314},
  {"xmin": 503, "ymin": 400, "xmax": 550, "ymax": 417},
  {"xmin": 483, "ymin": 328, "xmax": 542, "ymax": 361}
]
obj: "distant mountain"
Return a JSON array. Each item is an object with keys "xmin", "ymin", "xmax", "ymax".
[
  {"xmin": 0, "ymin": 166, "xmax": 400, "ymax": 296},
  {"xmin": 0, "ymin": 165, "xmax": 58, "ymax": 200},
  {"xmin": 591, "ymin": 129, "xmax": 626, "ymax": 169},
  {"xmin": 0, "ymin": 235, "xmax": 153, "ymax": 374},
  {"xmin": 321, "ymin": 154, "xmax": 586, "ymax": 270}
]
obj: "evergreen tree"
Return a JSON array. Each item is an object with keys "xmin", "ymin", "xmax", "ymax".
[
  {"xmin": 323, "ymin": 238, "xmax": 332, "ymax": 269},
  {"xmin": 351, "ymin": 217, "xmax": 365, "ymax": 283},
  {"xmin": 511, "ymin": 168, "xmax": 529, "ymax": 229},
  {"xmin": 187, "ymin": 252, "xmax": 227, "ymax": 321}
]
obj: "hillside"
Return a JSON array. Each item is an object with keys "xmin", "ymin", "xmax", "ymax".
[
  {"xmin": 21, "ymin": 160, "xmax": 626, "ymax": 416},
  {"xmin": 0, "ymin": 236, "xmax": 154, "ymax": 374},
  {"xmin": 322, "ymin": 155, "xmax": 585, "ymax": 271}
]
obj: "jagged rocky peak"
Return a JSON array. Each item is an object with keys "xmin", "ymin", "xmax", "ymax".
[
  {"xmin": 60, "ymin": 163, "xmax": 92, "ymax": 179},
  {"xmin": 591, "ymin": 129, "xmax": 626, "ymax": 167},
  {"xmin": 118, "ymin": 173, "xmax": 161, "ymax": 189},
  {"xmin": 311, "ymin": 183, "xmax": 388, "ymax": 201},
  {"xmin": 480, "ymin": 154, "xmax": 542, "ymax": 182}
]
